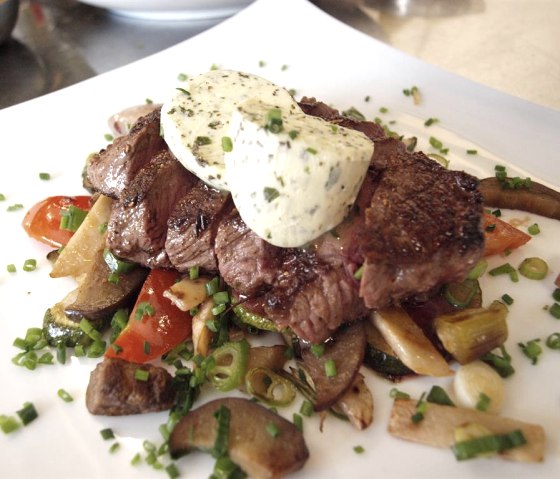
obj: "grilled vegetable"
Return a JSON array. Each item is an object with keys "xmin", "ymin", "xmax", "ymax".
[
  {"xmin": 388, "ymin": 398, "xmax": 546, "ymax": 462},
  {"xmin": 435, "ymin": 300, "xmax": 508, "ymax": 365},
  {"xmin": 330, "ymin": 373, "xmax": 373, "ymax": 430},
  {"xmin": 479, "ymin": 177, "xmax": 560, "ymax": 220},
  {"xmin": 363, "ymin": 319, "xmax": 413, "ymax": 379},
  {"xmin": 169, "ymin": 397, "xmax": 309, "ymax": 478},
  {"xmin": 50, "ymin": 194, "xmax": 113, "ymax": 279},
  {"xmin": 299, "ymin": 321, "xmax": 366, "ymax": 411},
  {"xmin": 371, "ymin": 307, "xmax": 452, "ymax": 377}
]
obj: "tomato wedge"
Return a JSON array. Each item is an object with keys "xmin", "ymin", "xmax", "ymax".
[
  {"xmin": 106, "ymin": 269, "xmax": 192, "ymax": 363},
  {"xmin": 22, "ymin": 195, "xmax": 92, "ymax": 248},
  {"xmin": 483, "ymin": 212, "xmax": 531, "ymax": 256}
]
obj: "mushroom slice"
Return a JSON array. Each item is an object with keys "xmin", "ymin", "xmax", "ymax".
[
  {"xmin": 300, "ymin": 321, "xmax": 366, "ymax": 411},
  {"xmin": 169, "ymin": 397, "xmax": 309, "ymax": 479}
]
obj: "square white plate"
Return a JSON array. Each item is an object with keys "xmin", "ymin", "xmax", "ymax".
[{"xmin": 1, "ymin": 0, "xmax": 559, "ymax": 478}]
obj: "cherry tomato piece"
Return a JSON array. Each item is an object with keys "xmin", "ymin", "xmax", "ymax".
[
  {"xmin": 106, "ymin": 269, "xmax": 192, "ymax": 363},
  {"xmin": 483, "ymin": 212, "xmax": 531, "ymax": 257},
  {"xmin": 22, "ymin": 195, "xmax": 92, "ymax": 248}
]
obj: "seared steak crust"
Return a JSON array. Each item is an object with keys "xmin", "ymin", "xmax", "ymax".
[
  {"xmin": 166, "ymin": 182, "xmax": 232, "ymax": 273},
  {"xmin": 359, "ymin": 147, "xmax": 484, "ymax": 308},
  {"xmin": 86, "ymin": 358, "xmax": 176, "ymax": 415},
  {"xmin": 86, "ymin": 108, "xmax": 166, "ymax": 199},
  {"xmin": 107, "ymin": 150, "xmax": 198, "ymax": 269},
  {"xmin": 88, "ymin": 98, "xmax": 484, "ymax": 344}
]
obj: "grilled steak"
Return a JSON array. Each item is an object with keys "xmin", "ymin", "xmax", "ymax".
[
  {"xmin": 88, "ymin": 98, "xmax": 484, "ymax": 344},
  {"xmin": 86, "ymin": 108, "xmax": 166, "ymax": 199},
  {"xmin": 86, "ymin": 358, "xmax": 176, "ymax": 415},
  {"xmin": 215, "ymin": 207, "xmax": 283, "ymax": 297},
  {"xmin": 358, "ymin": 147, "xmax": 484, "ymax": 309},
  {"xmin": 107, "ymin": 150, "xmax": 198, "ymax": 269},
  {"xmin": 166, "ymin": 182, "xmax": 232, "ymax": 273}
]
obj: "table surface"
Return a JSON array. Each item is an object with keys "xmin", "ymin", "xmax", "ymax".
[{"xmin": 1, "ymin": 0, "xmax": 559, "ymax": 111}]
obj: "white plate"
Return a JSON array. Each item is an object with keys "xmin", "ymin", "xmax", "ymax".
[
  {"xmin": 1, "ymin": 0, "xmax": 560, "ymax": 478},
  {"xmin": 78, "ymin": 0, "xmax": 254, "ymax": 20}
]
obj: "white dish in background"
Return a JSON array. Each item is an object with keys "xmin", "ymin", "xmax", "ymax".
[
  {"xmin": 1, "ymin": 0, "xmax": 559, "ymax": 478},
  {"xmin": 78, "ymin": 0, "xmax": 254, "ymax": 20}
]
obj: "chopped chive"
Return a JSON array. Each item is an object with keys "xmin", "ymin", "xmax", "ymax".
[
  {"xmin": 7, "ymin": 203, "xmax": 24, "ymax": 211},
  {"xmin": 212, "ymin": 291, "xmax": 230, "ymax": 305},
  {"xmin": 0, "ymin": 415, "xmax": 21, "ymax": 434},
  {"xmin": 545, "ymin": 333, "xmax": 560, "ymax": 349},
  {"xmin": 452, "ymin": 429, "xmax": 526, "ymax": 460},
  {"xmin": 293, "ymin": 413, "xmax": 303, "ymax": 432},
  {"xmin": 354, "ymin": 264, "xmax": 364, "ymax": 280},
  {"xmin": 258, "ymin": 60, "xmax": 266, "ymax": 67},
  {"xmin": 411, "ymin": 394, "xmax": 428, "ymax": 423},
  {"xmin": 424, "ymin": 117, "xmax": 439, "ymax": 127},
  {"xmin": 288, "ymin": 129, "xmax": 299, "ymax": 139},
  {"xmin": 266, "ymin": 422, "xmax": 280, "ymax": 438},
  {"xmin": 501, "ymin": 294, "xmax": 514, "ymax": 305},
  {"xmin": 166, "ymin": 463, "xmax": 180, "ymax": 479},
  {"xmin": 135, "ymin": 301, "xmax": 155, "ymax": 320},
  {"xmin": 379, "ymin": 106, "xmax": 389, "ymax": 114},
  {"xmin": 131, "ymin": 453, "xmax": 142, "ymax": 466},
  {"xmin": 549, "ymin": 303, "xmax": 560, "ymax": 319},
  {"xmin": 104, "ymin": 134, "xmax": 114, "ymax": 141},
  {"xmin": 426, "ymin": 385, "xmax": 455, "ymax": 406},
  {"xmin": 57, "ymin": 389, "xmax": 74, "ymax": 402},
  {"xmin": 429, "ymin": 136, "xmax": 443, "ymax": 150},
  {"xmin": 195, "ymin": 136, "xmax": 212, "ymax": 146},
  {"xmin": 189, "ymin": 265, "xmax": 199, "ymax": 280},
  {"xmin": 86, "ymin": 340, "xmax": 106, "ymax": 358},
  {"xmin": 59, "ymin": 205, "xmax": 87, "ymax": 232},
  {"xmin": 177, "ymin": 72, "xmax": 188, "ymax": 81},
  {"xmin": 134, "ymin": 368, "xmax": 150, "ymax": 382},
  {"xmin": 109, "ymin": 442, "xmax": 120, "ymax": 453},
  {"xmin": 22, "ymin": 259, "xmax": 37, "ymax": 272},
  {"xmin": 39, "ymin": 172, "xmax": 51, "ymax": 180},
  {"xmin": 300, "ymin": 399, "xmax": 313, "ymax": 417},
  {"xmin": 221, "ymin": 136, "xmax": 233, "ymax": 153},
  {"xmin": 100, "ymin": 428, "xmax": 115, "ymax": 440},
  {"xmin": 324, "ymin": 358, "xmax": 337, "ymax": 377},
  {"xmin": 0, "ymin": 193, "xmax": 5, "ymax": 201},
  {"xmin": 79, "ymin": 318, "xmax": 102, "ymax": 341},
  {"xmin": 488, "ymin": 263, "xmax": 519, "ymax": 282},
  {"xmin": 143, "ymin": 341, "xmax": 151, "ymax": 355},
  {"xmin": 467, "ymin": 259, "xmax": 487, "ymax": 280},
  {"xmin": 475, "ymin": 392, "xmax": 491, "ymax": 411},
  {"xmin": 205, "ymin": 277, "xmax": 220, "ymax": 296},
  {"xmin": 265, "ymin": 108, "xmax": 283, "ymax": 133},
  {"xmin": 56, "ymin": 343, "xmax": 66, "ymax": 364},
  {"xmin": 310, "ymin": 343, "xmax": 325, "ymax": 358},
  {"xmin": 389, "ymin": 388, "xmax": 410, "ymax": 400},
  {"xmin": 16, "ymin": 402, "xmax": 38, "ymax": 426},
  {"xmin": 481, "ymin": 345, "xmax": 515, "ymax": 378},
  {"xmin": 553, "ymin": 288, "xmax": 560, "ymax": 302},
  {"xmin": 353, "ymin": 445, "xmax": 365, "ymax": 454},
  {"xmin": 466, "ymin": 149, "xmax": 478, "ymax": 155},
  {"xmin": 211, "ymin": 303, "xmax": 226, "ymax": 316},
  {"xmin": 263, "ymin": 187, "xmax": 280, "ymax": 202},
  {"xmin": 518, "ymin": 339, "xmax": 542, "ymax": 364}
]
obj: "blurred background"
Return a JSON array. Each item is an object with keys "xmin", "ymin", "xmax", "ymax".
[{"xmin": 1, "ymin": 0, "xmax": 559, "ymax": 110}]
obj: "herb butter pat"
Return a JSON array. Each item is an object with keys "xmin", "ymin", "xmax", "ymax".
[
  {"xmin": 161, "ymin": 70, "xmax": 297, "ymax": 190},
  {"xmin": 224, "ymin": 98, "xmax": 373, "ymax": 247}
]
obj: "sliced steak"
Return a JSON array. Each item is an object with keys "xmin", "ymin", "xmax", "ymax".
[
  {"xmin": 358, "ymin": 148, "xmax": 484, "ymax": 309},
  {"xmin": 107, "ymin": 150, "xmax": 198, "ymax": 269},
  {"xmin": 86, "ymin": 358, "xmax": 176, "ymax": 415},
  {"xmin": 299, "ymin": 97, "xmax": 385, "ymax": 142},
  {"xmin": 86, "ymin": 108, "xmax": 166, "ymax": 199},
  {"xmin": 215, "ymin": 207, "xmax": 283, "ymax": 297},
  {"xmin": 166, "ymin": 182, "xmax": 232, "ymax": 273}
]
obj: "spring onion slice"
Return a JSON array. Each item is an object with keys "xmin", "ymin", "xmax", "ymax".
[
  {"xmin": 206, "ymin": 340, "xmax": 249, "ymax": 392},
  {"xmin": 245, "ymin": 367, "xmax": 297, "ymax": 407},
  {"xmin": 59, "ymin": 205, "xmax": 88, "ymax": 232},
  {"xmin": 518, "ymin": 257, "xmax": 548, "ymax": 280},
  {"xmin": 451, "ymin": 429, "xmax": 527, "ymax": 460},
  {"xmin": 16, "ymin": 402, "xmax": 38, "ymax": 426}
]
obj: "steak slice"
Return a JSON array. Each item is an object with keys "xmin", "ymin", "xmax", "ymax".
[
  {"xmin": 86, "ymin": 358, "xmax": 176, "ymax": 415},
  {"xmin": 107, "ymin": 150, "xmax": 198, "ymax": 269},
  {"xmin": 215, "ymin": 207, "xmax": 283, "ymax": 297},
  {"xmin": 86, "ymin": 108, "xmax": 166, "ymax": 199},
  {"xmin": 299, "ymin": 97, "xmax": 385, "ymax": 142},
  {"xmin": 358, "ymin": 148, "xmax": 484, "ymax": 308},
  {"xmin": 166, "ymin": 182, "xmax": 232, "ymax": 273}
]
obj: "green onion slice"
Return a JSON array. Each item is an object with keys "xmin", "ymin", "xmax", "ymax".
[
  {"xmin": 206, "ymin": 340, "xmax": 249, "ymax": 392},
  {"xmin": 518, "ymin": 257, "xmax": 548, "ymax": 280},
  {"xmin": 245, "ymin": 367, "xmax": 297, "ymax": 407}
]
